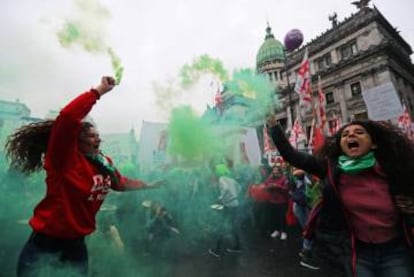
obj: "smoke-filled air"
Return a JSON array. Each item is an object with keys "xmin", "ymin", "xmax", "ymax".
[
  {"xmin": 4, "ymin": 0, "xmax": 413, "ymax": 276},
  {"xmin": 57, "ymin": 0, "xmax": 124, "ymax": 84},
  {"xmin": 0, "ymin": 0, "xmax": 282, "ymax": 276}
]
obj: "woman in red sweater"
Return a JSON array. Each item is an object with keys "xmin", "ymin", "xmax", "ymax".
[
  {"xmin": 6, "ymin": 76, "xmax": 161, "ymax": 277},
  {"xmin": 263, "ymin": 165, "xmax": 290, "ymax": 240}
]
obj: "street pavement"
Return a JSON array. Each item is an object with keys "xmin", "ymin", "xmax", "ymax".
[
  {"xmin": 133, "ymin": 227, "xmax": 340, "ymax": 277},
  {"xmin": 3, "ymin": 220, "xmax": 341, "ymax": 277}
]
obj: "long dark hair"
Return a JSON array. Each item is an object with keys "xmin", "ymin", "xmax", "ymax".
[
  {"xmin": 5, "ymin": 120, "xmax": 93, "ymax": 174},
  {"xmin": 318, "ymin": 120, "xmax": 414, "ymax": 194}
]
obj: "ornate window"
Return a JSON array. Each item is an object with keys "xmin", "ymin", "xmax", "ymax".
[
  {"xmin": 353, "ymin": 112, "xmax": 368, "ymax": 120},
  {"xmin": 339, "ymin": 41, "xmax": 358, "ymax": 60},
  {"xmin": 326, "ymin": 91, "xmax": 335, "ymax": 104},
  {"xmin": 315, "ymin": 53, "xmax": 332, "ymax": 71},
  {"xmin": 351, "ymin": 82, "xmax": 362, "ymax": 97}
]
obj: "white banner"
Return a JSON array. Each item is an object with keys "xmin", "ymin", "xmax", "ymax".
[
  {"xmin": 362, "ymin": 82, "xmax": 403, "ymax": 121},
  {"xmin": 138, "ymin": 122, "xmax": 262, "ymax": 170},
  {"xmin": 138, "ymin": 121, "xmax": 170, "ymax": 170}
]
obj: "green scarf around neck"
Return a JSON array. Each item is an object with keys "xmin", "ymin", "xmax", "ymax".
[
  {"xmin": 338, "ymin": 151, "xmax": 376, "ymax": 174},
  {"xmin": 86, "ymin": 152, "xmax": 119, "ymax": 185}
]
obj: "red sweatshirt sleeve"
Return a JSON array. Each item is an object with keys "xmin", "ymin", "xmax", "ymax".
[
  {"xmin": 45, "ymin": 91, "xmax": 99, "ymax": 171},
  {"xmin": 104, "ymin": 156, "xmax": 148, "ymax": 191},
  {"xmin": 112, "ymin": 170, "xmax": 147, "ymax": 191}
]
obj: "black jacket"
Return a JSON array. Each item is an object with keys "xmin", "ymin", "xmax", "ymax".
[{"xmin": 269, "ymin": 124, "xmax": 412, "ymax": 277}]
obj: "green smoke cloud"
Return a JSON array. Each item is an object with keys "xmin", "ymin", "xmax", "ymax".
[
  {"xmin": 224, "ymin": 68, "xmax": 279, "ymax": 124},
  {"xmin": 167, "ymin": 106, "xmax": 222, "ymax": 162},
  {"xmin": 152, "ymin": 80, "xmax": 182, "ymax": 118},
  {"xmin": 56, "ymin": 0, "xmax": 124, "ymax": 84},
  {"xmin": 179, "ymin": 54, "xmax": 229, "ymax": 89}
]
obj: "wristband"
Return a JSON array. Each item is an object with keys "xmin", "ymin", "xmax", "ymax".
[{"xmin": 90, "ymin": 88, "xmax": 101, "ymax": 99}]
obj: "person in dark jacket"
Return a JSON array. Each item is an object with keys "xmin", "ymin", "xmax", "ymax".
[
  {"xmin": 267, "ymin": 115, "xmax": 414, "ymax": 277},
  {"xmin": 6, "ymin": 76, "xmax": 163, "ymax": 277}
]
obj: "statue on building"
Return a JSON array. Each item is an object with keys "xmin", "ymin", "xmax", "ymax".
[
  {"xmin": 351, "ymin": 0, "xmax": 371, "ymax": 10},
  {"xmin": 328, "ymin": 12, "xmax": 338, "ymax": 28}
]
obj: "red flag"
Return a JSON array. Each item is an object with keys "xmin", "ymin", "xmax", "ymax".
[
  {"xmin": 308, "ymin": 116, "xmax": 324, "ymax": 153},
  {"xmin": 214, "ymin": 89, "xmax": 223, "ymax": 106},
  {"xmin": 294, "ymin": 48, "xmax": 312, "ymax": 112},
  {"xmin": 314, "ymin": 127, "xmax": 324, "ymax": 152},
  {"xmin": 289, "ymin": 118, "xmax": 306, "ymax": 149}
]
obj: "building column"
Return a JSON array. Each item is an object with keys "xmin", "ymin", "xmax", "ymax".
[{"xmin": 337, "ymin": 85, "xmax": 349, "ymax": 123}]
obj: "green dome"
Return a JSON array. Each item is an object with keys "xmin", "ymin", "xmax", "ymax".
[{"xmin": 256, "ymin": 25, "xmax": 285, "ymax": 66}]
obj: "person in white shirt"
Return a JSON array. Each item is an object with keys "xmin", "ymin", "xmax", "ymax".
[{"xmin": 208, "ymin": 163, "xmax": 242, "ymax": 258}]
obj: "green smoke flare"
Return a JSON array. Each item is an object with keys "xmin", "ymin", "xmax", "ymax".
[
  {"xmin": 179, "ymin": 55, "xmax": 228, "ymax": 88},
  {"xmin": 108, "ymin": 48, "xmax": 124, "ymax": 85}
]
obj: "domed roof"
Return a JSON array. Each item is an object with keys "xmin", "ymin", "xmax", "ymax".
[{"xmin": 256, "ymin": 24, "xmax": 285, "ymax": 67}]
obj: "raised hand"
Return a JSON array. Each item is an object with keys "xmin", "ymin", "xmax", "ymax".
[
  {"xmin": 94, "ymin": 76, "xmax": 116, "ymax": 96},
  {"xmin": 266, "ymin": 113, "xmax": 278, "ymax": 128}
]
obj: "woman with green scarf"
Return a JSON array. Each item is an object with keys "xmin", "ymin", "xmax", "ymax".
[{"xmin": 266, "ymin": 116, "xmax": 414, "ymax": 277}]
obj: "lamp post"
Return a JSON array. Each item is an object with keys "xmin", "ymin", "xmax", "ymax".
[
  {"xmin": 283, "ymin": 29, "xmax": 304, "ymax": 128},
  {"xmin": 282, "ymin": 48, "xmax": 294, "ymax": 128}
]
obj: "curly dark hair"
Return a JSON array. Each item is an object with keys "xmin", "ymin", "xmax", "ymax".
[
  {"xmin": 5, "ymin": 120, "xmax": 54, "ymax": 174},
  {"xmin": 318, "ymin": 120, "xmax": 414, "ymax": 194},
  {"xmin": 5, "ymin": 120, "xmax": 94, "ymax": 174}
]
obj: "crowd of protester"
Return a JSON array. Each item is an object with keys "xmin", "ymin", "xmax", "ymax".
[{"xmin": 93, "ymin": 155, "xmax": 323, "ymax": 273}]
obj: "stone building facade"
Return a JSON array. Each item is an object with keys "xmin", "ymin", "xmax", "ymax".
[{"xmin": 256, "ymin": 5, "xmax": 414, "ymax": 134}]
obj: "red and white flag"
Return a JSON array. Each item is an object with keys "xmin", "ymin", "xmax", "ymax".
[
  {"xmin": 397, "ymin": 104, "xmax": 414, "ymax": 140},
  {"xmin": 317, "ymin": 76, "xmax": 327, "ymax": 135},
  {"xmin": 289, "ymin": 118, "xmax": 306, "ymax": 149},
  {"xmin": 294, "ymin": 48, "xmax": 312, "ymax": 112}
]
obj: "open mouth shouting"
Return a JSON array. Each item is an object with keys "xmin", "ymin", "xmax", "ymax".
[
  {"xmin": 347, "ymin": 140, "xmax": 359, "ymax": 149},
  {"xmin": 344, "ymin": 140, "xmax": 361, "ymax": 156},
  {"xmin": 340, "ymin": 125, "xmax": 375, "ymax": 158}
]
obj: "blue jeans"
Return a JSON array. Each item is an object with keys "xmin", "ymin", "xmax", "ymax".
[
  {"xmin": 293, "ymin": 203, "xmax": 313, "ymax": 250},
  {"xmin": 293, "ymin": 202, "xmax": 309, "ymax": 229},
  {"xmin": 356, "ymin": 238, "xmax": 414, "ymax": 277},
  {"xmin": 17, "ymin": 232, "xmax": 88, "ymax": 277}
]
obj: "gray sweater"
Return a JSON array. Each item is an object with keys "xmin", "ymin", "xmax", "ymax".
[{"xmin": 218, "ymin": 176, "xmax": 240, "ymax": 207}]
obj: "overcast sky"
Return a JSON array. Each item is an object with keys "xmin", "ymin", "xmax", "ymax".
[{"xmin": 1, "ymin": 0, "xmax": 413, "ymax": 134}]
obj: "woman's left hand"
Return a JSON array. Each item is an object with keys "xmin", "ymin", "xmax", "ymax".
[{"xmin": 146, "ymin": 179, "xmax": 166, "ymax": 188}]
